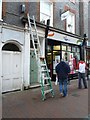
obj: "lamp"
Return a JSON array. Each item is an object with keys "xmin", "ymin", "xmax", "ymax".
[
  {"xmin": 82, "ymin": 33, "xmax": 87, "ymax": 46},
  {"xmin": 20, "ymin": 4, "xmax": 26, "ymax": 13}
]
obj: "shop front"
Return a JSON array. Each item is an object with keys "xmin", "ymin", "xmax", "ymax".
[
  {"xmin": 86, "ymin": 47, "xmax": 90, "ymax": 80},
  {"xmin": 46, "ymin": 32, "xmax": 82, "ymax": 81}
]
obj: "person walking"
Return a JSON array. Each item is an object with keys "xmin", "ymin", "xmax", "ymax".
[
  {"xmin": 77, "ymin": 60, "xmax": 88, "ymax": 89},
  {"xmin": 55, "ymin": 59, "xmax": 60, "ymax": 85},
  {"xmin": 55, "ymin": 60, "xmax": 70, "ymax": 97}
]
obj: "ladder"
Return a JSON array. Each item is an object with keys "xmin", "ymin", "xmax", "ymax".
[{"xmin": 27, "ymin": 13, "xmax": 54, "ymax": 100}]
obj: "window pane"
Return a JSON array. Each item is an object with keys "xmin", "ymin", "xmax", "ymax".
[
  {"xmin": 47, "ymin": 45, "xmax": 52, "ymax": 52},
  {"xmin": 72, "ymin": 47, "xmax": 76, "ymax": 52},
  {"xmin": 77, "ymin": 48, "xmax": 80, "ymax": 52},
  {"xmin": 53, "ymin": 45, "xmax": 60, "ymax": 50},
  {"xmin": 67, "ymin": 46, "xmax": 71, "ymax": 51},
  {"xmin": 40, "ymin": 0, "xmax": 53, "ymax": 26},
  {"xmin": 62, "ymin": 45, "xmax": 66, "ymax": 50},
  {"xmin": 53, "ymin": 51, "xmax": 60, "ymax": 74}
]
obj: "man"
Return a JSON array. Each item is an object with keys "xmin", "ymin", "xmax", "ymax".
[
  {"xmin": 77, "ymin": 60, "xmax": 88, "ymax": 89},
  {"xmin": 55, "ymin": 60, "xmax": 70, "ymax": 97}
]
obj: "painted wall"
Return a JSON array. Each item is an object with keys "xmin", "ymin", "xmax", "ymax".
[{"xmin": 0, "ymin": 23, "xmax": 30, "ymax": 90}]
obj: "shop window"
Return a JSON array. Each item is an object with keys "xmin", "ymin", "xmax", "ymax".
[
  {"xmin": 53, "ymin": 45, "xmax": 60, "ymax": 50},
  {"xmin": 62, "ymin": 45, "xmax": 66, "ymax": 51},
  {"xmin": 0, "ymin": 0, "xmax": 2, "ymax": 20},
  {"xmin": 72, "ymin": 47, "xmax": 76, "ymax": 52},
  {"xmin": 40, "ymin": 0, "xmax": 53, "ymax": 26},
  {"xmin": 77, "ymin": 48, "xmax": 80, "ymax": 52},
  {"xmin": 47, "ymin": 45, "xmax": 52, "ymax": 52},
  {"xmin": 67, "ymin": 46, "xmax": 71, "ymax": 51},
  {"xmin": 53, "ymin": 51, "xmax": 60, "ymax": 74}
]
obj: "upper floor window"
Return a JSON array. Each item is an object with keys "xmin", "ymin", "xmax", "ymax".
[
  {"xmin": 66, "ymin": 11, "xmax": 75, "ymax": 34},
  {"xmin": 40, "ymin": 0, "xmax": 53, "ymax": 26},
  {"xmin": 0, "ymin": 0, "xmax": 2, "ymax": 20}
]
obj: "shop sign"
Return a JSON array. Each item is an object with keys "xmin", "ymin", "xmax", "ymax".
[{"xmin": 47, "ymin": 32, "xmax": 81, "ymax": 45}]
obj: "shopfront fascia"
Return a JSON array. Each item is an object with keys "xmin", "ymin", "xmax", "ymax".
[
  {"xmin": 46, "ymin": 31, "xmax": 82, "ymax": 81},
  {"xmin": 86, "ymin": 47, "xmax": 90, "ymax": 80}
]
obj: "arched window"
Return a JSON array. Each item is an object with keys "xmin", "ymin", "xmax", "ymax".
[{"xmin": 2, "ymin": 43, "xmax": 21, "ymax": 52}]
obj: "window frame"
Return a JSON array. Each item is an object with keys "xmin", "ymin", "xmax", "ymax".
[{"xmin": 40, "ymin": 0, "xmax": 53, "ymax": 26}]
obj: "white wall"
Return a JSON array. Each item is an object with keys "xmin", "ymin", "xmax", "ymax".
[
  {"xmin": 0, "ymin": 24, "xmax": 2, "ymax": 119},
  {"xmin": 0, "ymin": 24, "xmax": 26, "ymax": 91},
  {"xmin": 23, "ymin": 24, "xmax": 30, "ymax": 87}
]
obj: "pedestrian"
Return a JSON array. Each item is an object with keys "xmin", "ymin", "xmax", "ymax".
[
  {"xmin": 77, "ymin": 59, "xmax": 88, "ymax": 89},
  {"xmin": 55, "ymin": 59, "xmax": 59, "ymax": 85},
  {"xmin": 55, "ymin": 60, "xmax": 70, "ymax": 97}
]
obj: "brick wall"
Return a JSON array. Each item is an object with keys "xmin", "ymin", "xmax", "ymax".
[
  {"xmin": 53, "ymin": 1, "xmax": 80, "ymax": 35},
  {"xmin": 2, "ymin": 1, "xmax": 81, "ymax": 36}
]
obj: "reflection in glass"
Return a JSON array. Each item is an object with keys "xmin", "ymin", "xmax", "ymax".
[
  {"xmin": 53, "ymin": 51, "xmax": 60, "ymax": 74},
  {"xmin": 72, "ymin": 47, "xmax": 76, "ymax": 52},
  {"xmin": 67, "ymin": 46, "xmax": 71, "ymax": 51},
  {"xmin": 62, "ymin": 45, "xmax": 66, "ymax": 50},
  {"xmin": 53, "ymin": 45, "xmax": 60, "ymax": 50}
]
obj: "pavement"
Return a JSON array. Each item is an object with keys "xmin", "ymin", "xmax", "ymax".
[{"xmin": 2, "ymin": 79, "xmax": 89, "ymax": 119}]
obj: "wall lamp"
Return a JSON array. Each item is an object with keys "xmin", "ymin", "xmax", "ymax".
[{"xmin": 20, "ymin": 4, "xmax": 26, "ymax": 13}]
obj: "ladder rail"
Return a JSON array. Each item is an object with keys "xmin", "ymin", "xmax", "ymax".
[
  {"xmin": 32, "ymin": 16, "xmax": 42, "ymax": 55},
  {"xmin": 27, "ymin": 13, "xmax": 38, "ymax": 60},
  {"xmin": 27, "ymin": 13, "xmax": 54, "ymax": 100}
]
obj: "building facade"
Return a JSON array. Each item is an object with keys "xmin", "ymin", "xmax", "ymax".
[{"xmin": 0, "ymin": 0, "xmax": 89, "ymax": 93}]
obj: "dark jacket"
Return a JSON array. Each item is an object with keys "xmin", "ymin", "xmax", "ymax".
[{"xmin": 55, "ymin": 61, "xmax": 70, "ymax": 80}]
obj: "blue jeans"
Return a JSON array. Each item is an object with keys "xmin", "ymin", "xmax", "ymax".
[
  {"xmin": 78, "ymin": 72, "xmax": 87, "ymax": 88},
  {"xmin": 59, "ymin": 79, "xmax": 68, "ymax": 97}
]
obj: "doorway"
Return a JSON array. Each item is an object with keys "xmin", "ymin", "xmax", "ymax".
[
  {"xmin": 46, "ymin": 40, "xmax": 61, "ymax": 81},
  {"xmin": 2, "ymin": 43, "xmax": 22, "ymax": 92},
  {"xmin": 30, "ymin": 49, "xmax": 39, "ymax": 86}
]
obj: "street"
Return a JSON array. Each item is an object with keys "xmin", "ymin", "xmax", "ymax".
[{"xmin": 2, "ymin": 80, "xmax": 88, "ymax": 119}]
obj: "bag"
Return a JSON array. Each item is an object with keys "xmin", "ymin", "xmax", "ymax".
[{"xmin": 55, "ymin": 76, "xmax": 58, "ymax": 85}]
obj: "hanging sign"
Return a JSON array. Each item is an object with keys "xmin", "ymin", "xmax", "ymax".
[{"xmin": 61, "ymin": 11, "xmax": 70, "ymax": 21}]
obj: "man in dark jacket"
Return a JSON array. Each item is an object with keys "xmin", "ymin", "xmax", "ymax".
[{"xmin": 55, "ymin": 60, "xmax": 70, "ymax": 97}]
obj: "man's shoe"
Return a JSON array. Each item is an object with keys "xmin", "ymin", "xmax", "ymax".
[
  {"xmin": 85, "ymin": 87, "xmax": 87, "ymax": 89},
  {"xmin": 63, "ymin": 94, "xmax": 68, "ymax": 97},
  {"xmin": 60, "ymin": 93, "xmax": 63, "ymax": 97}
]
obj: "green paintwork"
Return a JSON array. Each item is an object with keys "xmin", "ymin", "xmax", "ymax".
[{"xmin": 30, "ymin": 50, "xmax": 38, "ymax": 85}]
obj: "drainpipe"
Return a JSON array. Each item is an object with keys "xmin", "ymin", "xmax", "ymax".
[
  {"xmin": 79, "ymin": 1, "xmax": 84, "ymax": 37},
  {"xmin": 45, "ymin": 19, "xmax": 50, "ymax": 61}
]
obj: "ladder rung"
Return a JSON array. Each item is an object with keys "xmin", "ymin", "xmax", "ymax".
[
  {"xmin": 40, "ymin": 57, "xmax": 45, "ymax": 60},
  {"xmin": 41, "ymin": 83, "xmax": 49, "ymax": 87},
  {"xmin": 44, "ymin": 89, "xmax": 53, "ymax": 94},
  {"xmin": 35, "ymin": 43, "xmax": 39, "ymax": 45},
  {"xmin": 41, "ymin": 69, "xmax": 50, "ymax": 73},
  {"xmin": 41, "ymin": 70, "xmax": 47, "ymax": 72},
  {"xmin": 41, "ymin": 64, "xmax": 46, "ymax": 67},
  {"xmin": 44, "ymin": 77, "xmax": 51, "ymax": 80},
  {"xmin": 34, "ymin": 37, "xmax": 38, "ymax": 40},
  {"xmin": 30, "ymin": 22, "xmax": 34, "ymax": 25}
]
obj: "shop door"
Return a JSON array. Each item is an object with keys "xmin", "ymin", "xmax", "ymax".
[
  {"xmin": 2, "ymin": 51, "xmax": 21, "ymax": 92},
  {"xmin": 30, "ymin": 50, "xmax": 38, "ymax": 85}
]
